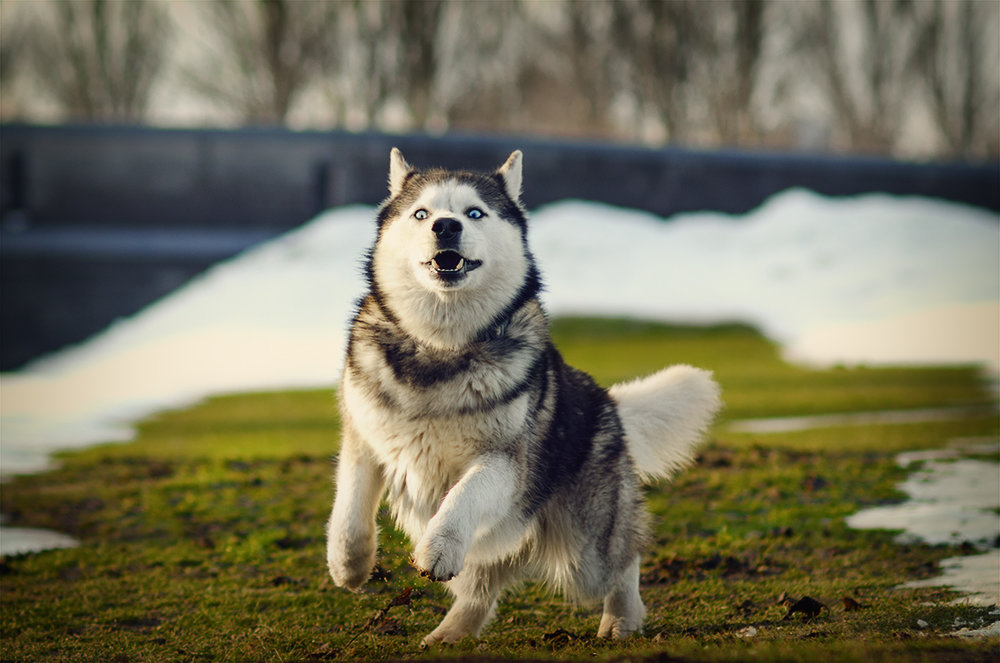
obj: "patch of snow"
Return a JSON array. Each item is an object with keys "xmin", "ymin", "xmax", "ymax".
[
  {"xmin": 531, "ymin": 191, "xmax": 999, "ymax": 372},
  {"xmin": 0, "ymin": 525, "xmax": 78, "ymax": 556},
  {"xmin": 785, "ymin": 302, "xmax": 999, "ymax": 371},
  {"xmin": 0, "ymin": 205, "xmax": 376, "ymax": 476},
  {"xmin": 0, "ymin": 189, "xmax": 996, "ymax": 556}
]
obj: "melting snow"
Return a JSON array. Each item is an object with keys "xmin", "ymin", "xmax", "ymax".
[{"xmin": 0, "ymin": 188, "xmax": 997, "ymax": 563}]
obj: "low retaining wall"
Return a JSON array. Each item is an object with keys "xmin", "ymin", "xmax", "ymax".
[{"xmin": 1, "ymin": 124, "xmax": 996, "ymax": 369}]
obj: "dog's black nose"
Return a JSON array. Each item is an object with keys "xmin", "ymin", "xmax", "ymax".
[{"xmin": 432, "ymin": 218, "xmax": 463, "ymax": 242}]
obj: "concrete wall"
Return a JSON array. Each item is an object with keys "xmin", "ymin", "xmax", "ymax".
[
  {"xmin": 1, "ymin": 124, "xmax": 997, "ymax": 369},
  {"xmin": 3, "ymin": 124, "xmax": 998, "ymax": 227}
]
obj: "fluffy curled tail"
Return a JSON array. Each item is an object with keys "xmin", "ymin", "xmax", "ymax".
[{"xmin": 609, "ymin": 365, "xmax": 722, "ymax": 483}]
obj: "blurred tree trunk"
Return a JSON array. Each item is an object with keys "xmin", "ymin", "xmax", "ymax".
[
  {"xmin": 915, "ymin": 0, "xmax": 999, "ymax": 159},
  {"xmin": 0, "ymin": 3, "xmax": 33, "ymax": 118},
  {"xmin": 805, "ymin": 0, "xmax": 921, "ymax": 153},
  {"xmin": 611, "ymin": 0, "xmax": 709, "ymax": 144},
  {"xmin": 564, "ymin": 0, "xmax": 619, "ymax": 132},
  {"xmin": 185, "ymin": 0, "xmax": 336, "ymax": 125},
  {"xmin": 712, "ymin": 0, "xmax": 766, "ymax": 145},
  {"xmin": 345, "ymin": 0, "xmax": 394, "ymax": 127},
  {"xmin": 436, "ymin": 0, "xmax": 535, "ymax": 134},
  {"xmin": 26, "ymin": 0, "xmax": 169, "ymax": 122},
  {"xmin": 387, "ymin": 0, "xmax": 444, "ymax": 129},
  {"xmin": 334, "ymin": 0, "xmax": 444, "ymax": 130},
  {"xmin": 260, "ymin": 0, "xmax": 295, "ymax": 122}
]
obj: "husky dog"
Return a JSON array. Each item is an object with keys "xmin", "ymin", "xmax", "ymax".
[{"xmin": 326, "ymin": 149, "xmax": 721, "ymax": 645}]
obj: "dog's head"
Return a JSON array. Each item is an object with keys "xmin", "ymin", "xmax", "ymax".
[{"xmin": 368, "ymin": 149, "xmax": 540, "ymax": 347}]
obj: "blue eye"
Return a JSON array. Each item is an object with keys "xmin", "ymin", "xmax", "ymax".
[
  {"xmin": 466, "ymin": 207, "xmax": 484, "ymax": 219},
  {"xmin": 414, "ymin": 209, "xmax": 429, "ymax": 220}
]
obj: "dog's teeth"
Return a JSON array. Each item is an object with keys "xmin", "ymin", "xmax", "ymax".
[{"xmin": 455, "ymin": 258, "xmax": 465, "ymax": 270}]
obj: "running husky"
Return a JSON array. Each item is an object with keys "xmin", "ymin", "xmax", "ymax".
[{"xmin": 326, "ymin": 149, "xmax": 721, "ymax": 645}]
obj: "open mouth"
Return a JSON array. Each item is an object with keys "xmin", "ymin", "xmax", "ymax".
[{"xmin": 424, "ymin": 250, "xmax": 483, "ymax": 281}]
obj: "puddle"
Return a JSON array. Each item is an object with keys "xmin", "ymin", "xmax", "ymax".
[
  {"xmin": 0, "ymin": 525, "xmax": 78, "ymax": 556},
  {"xmin": 902, "ymin": 550, "xmax": 1000, "ymax": 608},
  {"xmin": 846, "ymin": 440, "xmax": 1000, "ymax": 550},
  {"xmin": 730, "ymin": 403, "xmax": 999, "ymax": 622},
  {"xmin": 728, "ymin": 406, "xmax": 995, "ymax": 434},
  {"xmin": 847, "ymin": 439, "xmax": 1000, "ymax": 614},
  {"xmin": 0, "ymin": 481, "xmax": 81, "ymax": 556}
]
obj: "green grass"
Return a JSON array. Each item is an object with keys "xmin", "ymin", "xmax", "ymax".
[{"xmin": 2, "ymin": 318, "xmax": 998, "ymax": 662}]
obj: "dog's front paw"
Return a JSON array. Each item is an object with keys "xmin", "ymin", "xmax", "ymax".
[
  {"xmin": 327, "ymin": 536, "xmax": 376, "ymax": 591},
  {"xmin": 328, "ymin": 558, "xmax": 372, "ymax": 591},
  {"xmin": 411, "ymin": 530, "xmax": 466, "ymax": 582}
]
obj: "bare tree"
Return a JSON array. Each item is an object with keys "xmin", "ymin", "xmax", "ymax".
[
  {"xmin": 308, "ymin": 0, "xmax": 446, "ymax": 131},
  {"xmin": 0, "ymin": 2, "xmax": 33, "ymax": 118},
  {"xmin": 23, "ymin": 0, "xmax": 169, "ymax": 122},
  {"xmin": 335, "ymin": 0, "xmax": 396, "ymax": 128},
  {"xmin": 798, "ymin": 0, "xmax": 925, "ymax": 153},
  {"xmin": 609, "ymin": 0, "xmax": 712, "ymax": 144},
  {"xmin": 433, "ymin": 0, "xmax": 537, "ymax": 133},
  {"xmin": 439, "ymin": 0, "xmax": 615, "ymax": 138},
  {"xmin": 436, "ymin": 0, "xmax": 767, "ymax": 145},
  {"xmin": 385, "ymin": 0, "xmax": 445, "ymax": 129},
  {"xmin": 185, "ymin": 0, "xmax": 337, "ymax": 125},
  {"xmin": 914, "ymin": 0, "xmax": 999, "ymax": 159},
  {"xmin": 708, "ymin": 0, "xmax": 766, "ymax": 145},
  {"xmin": 561, "ymin": 0, "xmax": 621, "ymax": 133}
]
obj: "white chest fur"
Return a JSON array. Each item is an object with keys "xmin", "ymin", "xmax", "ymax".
[{"xmin": 341, "ymin": 370, "xmax": 529, "ymax": 541}]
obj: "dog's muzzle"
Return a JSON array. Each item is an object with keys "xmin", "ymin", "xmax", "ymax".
[
  {"xmin": 425, "ymin": 250, "xmax": 483, "ymax": 282},
  {"xmin": 424, "ymin": 217, "xmax": 482, "ymax": 282}
]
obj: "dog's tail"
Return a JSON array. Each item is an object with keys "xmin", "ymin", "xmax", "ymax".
[{"xmin": 608, "ymin": 365, "xmax": 722, "ymax": 483}]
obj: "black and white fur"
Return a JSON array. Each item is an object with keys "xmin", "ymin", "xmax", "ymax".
[{"xmin": 326, "ymin": 149, "xmax": 721, "ymax": 645}]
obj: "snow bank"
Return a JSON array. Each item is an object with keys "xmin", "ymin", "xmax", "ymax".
[
  {"xmin": 0, "ymin": 204, "xmax": 375, "ymax": 474},
  {"xmin": 1, "ymin": 189, "xmax": 997, "ymax": 476},
  {"xmin": 531, "ymin": 191, "xmax": 998, "ymax": 366}
]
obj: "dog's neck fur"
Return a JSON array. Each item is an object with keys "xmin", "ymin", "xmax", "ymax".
[{"xmin": 373, "ymin": 271, "xmax": 538, "ymax": 350}]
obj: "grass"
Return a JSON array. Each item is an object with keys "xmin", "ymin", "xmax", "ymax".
[{"xmin": 1, "ymin": 317, "xmax": 998, "ymax": 662}]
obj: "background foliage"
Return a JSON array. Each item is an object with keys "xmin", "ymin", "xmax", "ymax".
[{"xmin": 2, "ymin": 0, "xmax": 997, "ymax": 159}]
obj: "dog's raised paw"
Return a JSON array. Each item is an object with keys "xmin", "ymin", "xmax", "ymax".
[
  {"xmin": 409, "ymin": 555, "xmax": 457, "ymax": 583},
  {"xmin": 410, "ymin": 532, "xmax": 465, "ymax": 582}
]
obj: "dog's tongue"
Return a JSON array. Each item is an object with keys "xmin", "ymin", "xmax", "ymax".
[{"xmin": 433, "ymin": 250, "xmax": 464, "ymax": 272}]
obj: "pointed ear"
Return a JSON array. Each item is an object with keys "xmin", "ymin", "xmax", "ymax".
[
  {"xmin": 388, "ymin": 147, "xmax": 413, "ymax": 197},
  {"xmin": 496, "ymin": 150, "xmax": 523, "ymax": 204}
]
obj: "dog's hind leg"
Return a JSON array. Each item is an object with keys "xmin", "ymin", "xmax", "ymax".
[
  {"xmin": 597, "ymin": 555, "xmax": 645, "ymax": 639},
  {"xmin": 422, "ymin": 595, "xmax": 496, "ymax": 647},
  {"xmin": 422, "ymin": 559, "xmax": 520, "ymax": 647}
]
